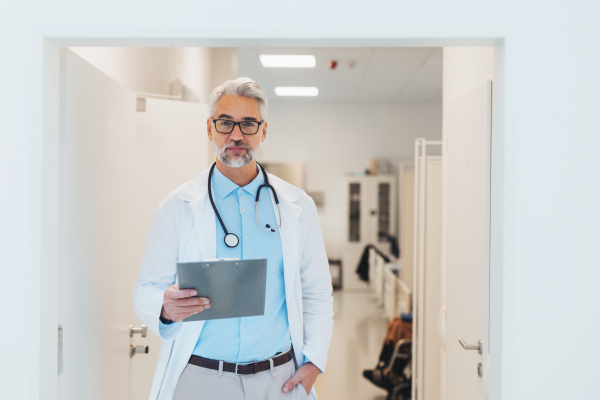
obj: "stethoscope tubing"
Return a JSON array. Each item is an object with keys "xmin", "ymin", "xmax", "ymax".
[
  {"xmin": 208, "ymin": 162, "xmax": 282, "ymax": 248},
  {"xmin": 208, "ymin": 162, "xmax": 231, "ymax": 236}
]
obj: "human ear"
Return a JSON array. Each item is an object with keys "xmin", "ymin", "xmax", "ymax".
[
  {"xmin": 207, "ymin": 118, "xmax": 213, "ymax": 142},
  {"xmin": 261, "ymin": 121, "xmax": 267, "ymax": 142}
]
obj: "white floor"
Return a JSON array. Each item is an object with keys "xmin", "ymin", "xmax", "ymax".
[{"xmin": 313, "ymin": 290, "xmax": 389, "ymax": 400}]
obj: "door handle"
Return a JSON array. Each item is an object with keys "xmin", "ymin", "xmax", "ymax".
[
  {"xmin": 130, "ymin": 324, "xmax": 147, "ymax": 337},
  {"xmin": 130, "ymin": 345, "xmax": 149, "ymax": 358},
  {"xmin": 459, "ymin": 338, "xmax": 482, "ymax": 354}
]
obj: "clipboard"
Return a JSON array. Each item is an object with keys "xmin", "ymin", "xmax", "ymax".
[{"xmin": 176, "ymin": 258, "xmax": 267, "ymax": 322}]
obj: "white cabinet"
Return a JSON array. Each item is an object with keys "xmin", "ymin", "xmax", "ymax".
[{"xmin": 341, "ymin": 176, "xmax": 396, "ymax": 290}]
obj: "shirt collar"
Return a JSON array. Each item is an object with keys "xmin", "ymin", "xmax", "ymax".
[{"xmin": 212, "ymin": 165, "xmax": 265, "ymax": 200}]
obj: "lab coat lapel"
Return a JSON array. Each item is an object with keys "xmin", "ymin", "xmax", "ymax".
[
  {"xmin": 176, "ymin": 168, "xmax": 216, "ymax": 261},
  {"xmin": 273, "ymin": 189, "xmax": 302, "ymax": 293},
  {"xmin": 189, "ymin": 194, "xmax": 216, "ymax": 261},
  {"xmin": 179, "ymin": 176, "xmax": 215, "ymax": 360}
]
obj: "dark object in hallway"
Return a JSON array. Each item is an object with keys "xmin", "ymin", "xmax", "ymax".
[
  {"xmin": 380, "ymin": 232, "xmax": 400, "ymax": 258},
  {"xmin": 363, "ymin": 316, "xmax": 413, "ymax": 400},
  {"xmin": 355, "ymin": 244, "xmax": 391, "ymax": 282}
]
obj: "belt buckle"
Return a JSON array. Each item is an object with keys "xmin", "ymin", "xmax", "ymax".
[{"xmin": 235, "ymin": 362, "xmax": 257, "ymax": 375}]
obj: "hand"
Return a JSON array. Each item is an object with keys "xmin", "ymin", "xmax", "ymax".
[
  {"xmin": 161, "ymin": 283, "xmax": 210, "ymax": 323},
  {"xmin": 282, "ymin": 362, "xmax": 320, "ymax": 396}
]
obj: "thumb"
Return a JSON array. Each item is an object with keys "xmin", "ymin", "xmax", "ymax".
[{"xmin": 282, "ymin": 374, "xmax": 300, "ymax": 393}]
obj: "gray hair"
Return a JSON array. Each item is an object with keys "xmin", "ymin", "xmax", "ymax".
[{"xmin": 209, "ymin": 77, "xmax": 268, "ymax": 121}]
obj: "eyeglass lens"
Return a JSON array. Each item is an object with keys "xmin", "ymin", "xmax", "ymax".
[{"xmin": 215, "ymin": 120, "xmax": 260, "ymax": 135}]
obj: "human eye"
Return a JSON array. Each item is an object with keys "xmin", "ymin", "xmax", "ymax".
[
  {"xmin": 219, "ymin": 120, "xmax": 233, "ymax": 127},
  {"xmin": 241, "ymin": 122, "xmax": 256, "ymax": 128}
]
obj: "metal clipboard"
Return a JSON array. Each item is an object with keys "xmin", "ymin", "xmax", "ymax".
[{"xmin": 176, "ymin": 258, "xmax": 267, "ymax": 322}]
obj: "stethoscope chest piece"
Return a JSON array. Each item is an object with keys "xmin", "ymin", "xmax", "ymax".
[{"xmin": 224, "ymin": 233, "xmax": 239, "ymax": 248}]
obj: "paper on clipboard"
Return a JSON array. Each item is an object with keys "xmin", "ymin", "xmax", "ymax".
[{"xmin": 176, "ymin": 258, "xmax": 267, "ymax": 322}]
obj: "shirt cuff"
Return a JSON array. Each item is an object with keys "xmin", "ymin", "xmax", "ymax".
[
  {"xmin": 303, "ymin": 355, "xmax": 323, "ymax": 373},
  {"xmin": 158, "ymin": 318, "xmax": 181, "ymax": 340}
]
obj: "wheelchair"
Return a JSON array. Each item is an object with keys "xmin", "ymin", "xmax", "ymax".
[{"xmin": 363, "ymin": 339, "xmax": 412, "ymax": 400}]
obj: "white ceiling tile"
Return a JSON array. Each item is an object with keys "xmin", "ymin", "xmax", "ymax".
[{"xmin": 237, "ymin": 46, "xmax": 442, "ymax": 102}]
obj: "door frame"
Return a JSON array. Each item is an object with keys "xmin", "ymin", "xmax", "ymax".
[{"xmin": 30, "ymin": 28, "xmax": 513, "ymax": 400}]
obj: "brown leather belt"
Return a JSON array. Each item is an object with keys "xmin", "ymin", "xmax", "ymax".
[{"xmin": 188, "ymin": 350, "xmax": 294, "ymax": 375}]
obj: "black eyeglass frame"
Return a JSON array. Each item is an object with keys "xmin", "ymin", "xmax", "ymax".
[{"xmin": 211, "ymin": 118, "xmax": 264, "ymax": 135}]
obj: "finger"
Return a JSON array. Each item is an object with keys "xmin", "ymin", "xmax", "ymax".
[
  {"xmin": 282, "ymin": 374, "xmax": 301, "ymax": 393},
  {"xmin": 173, "ymin": 308, "xmax": 204, "ymax": 321},
  {"xmin": 171, "ymin": 304, "xmax": 210, "ymax": 313},
  {"xmin": 170, "ymin": 289, "xmax": 198, "ymax": 299},
  {"xmin": 171, "ymin": 297, "xmax": 210, "ymax": 307}
]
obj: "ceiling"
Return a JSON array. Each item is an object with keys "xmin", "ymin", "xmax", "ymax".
[{"xmin": 236, "ymin": 47, "xmax": 442, "ymax": 103}]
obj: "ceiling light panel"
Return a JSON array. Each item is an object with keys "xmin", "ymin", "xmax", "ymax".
[
  {"xmin": 274, "ymin": 87, "xmax": 319, "ymax": 97},
  {"xmin": 260, "ymin": 55, "xmax": 316, "ymax": 68}
]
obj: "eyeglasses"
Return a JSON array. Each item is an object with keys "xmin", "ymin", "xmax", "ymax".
[{"xmin": 211, "ymin": 119, "xmax": 264, "ymax": 135}]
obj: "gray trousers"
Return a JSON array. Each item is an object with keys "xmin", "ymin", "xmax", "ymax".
[{"xmin": 172, "ymin": 355, "xmax": 308, "ymax": 400}]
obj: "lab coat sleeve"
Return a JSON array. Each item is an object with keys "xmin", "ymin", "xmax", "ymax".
[
  {"xmin": 133, "ymin": 198, "xmax": 183, "ymax": 341},
  {"xmin": 299, "ymin": 197, "xmax": 334, "ymax": 373}
]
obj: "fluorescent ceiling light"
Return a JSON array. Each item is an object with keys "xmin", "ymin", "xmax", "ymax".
[
  {"xmin": 260, "ymin": 55, "xmax": 316, "ymax": 68},
  {"xmin": 274, "ymin": 87, "xmax": 319, "ymax": 97}
]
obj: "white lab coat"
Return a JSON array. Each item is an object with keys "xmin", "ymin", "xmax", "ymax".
[{"xmin": 133, "ymin": 167, "xmax": 334, "ymax": 400}]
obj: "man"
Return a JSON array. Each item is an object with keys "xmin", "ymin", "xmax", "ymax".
[{"xmin": 133, "ymin": 77, "xmax": 334, "ymax": 400}]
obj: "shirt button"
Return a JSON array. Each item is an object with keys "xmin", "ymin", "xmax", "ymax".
[
  {"xmin": 242, "ymin": 208, "xmax": 246, "ymax": 213},
  {"xmin": 242, "ymin": 327, "xmax": 246, "ymax": 331},
  {"xmin": 238, "ymin": 189, "xmax": 243, "ymax": 195},
  {"xmin": 241, "ymin": 356, "xmax": 244, "ymax": 359},
  {"xmin": 245, "ymin": 236, "xmax": 248, "ymax": 240}
]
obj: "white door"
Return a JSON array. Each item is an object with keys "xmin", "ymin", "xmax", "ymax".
[
  {"xmin": 59, "ymin": 49, "xmax": 137, "ymax": 399},
  {"xmin": 444, "ymin": 80, "xmax": 492, "ymax": 400},
  {"xmin": 60, "ymin": 50, "xmax": 209, "ymax": 400},
  {"xmin": 130, "ymin": 97, "xmax": 208, "ymax": 400}
]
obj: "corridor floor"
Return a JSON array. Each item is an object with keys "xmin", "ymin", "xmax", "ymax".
[{"xmin": 313, "ymin": 290, "xmax": 389, "ymax": 400}]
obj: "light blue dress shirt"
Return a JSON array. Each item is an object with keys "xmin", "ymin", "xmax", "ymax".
[{"xmin": 190, "ymin": 166, "xmax": 292, "ymax": 363}]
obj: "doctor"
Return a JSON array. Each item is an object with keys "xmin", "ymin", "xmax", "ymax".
[{"xmin": 133, "ymin": 77, "xmax": 334, "ymax": 400}]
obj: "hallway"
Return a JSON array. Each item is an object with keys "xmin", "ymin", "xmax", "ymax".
[{"xmin": 314, "ymin": 290, "xmax": 389, "ymax": 400}]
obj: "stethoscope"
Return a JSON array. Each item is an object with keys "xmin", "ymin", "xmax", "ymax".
[{"xmin": 208, "ymin": 162, "xmax": 282, "ymax": 248}]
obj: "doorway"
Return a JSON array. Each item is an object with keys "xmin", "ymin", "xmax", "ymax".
[{"xmin": 36, "ymin": 35, "xmax": 507, "ymax": 400}]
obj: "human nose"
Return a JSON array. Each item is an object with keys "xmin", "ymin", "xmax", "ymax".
[{"xmin": 229, "ymin": 122, "xmax": 245, "ymax": 140}]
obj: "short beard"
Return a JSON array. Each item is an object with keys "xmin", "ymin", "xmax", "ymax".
[{"xmin": 213, "ymin": 139, "xmax": 261, "ymax": 168}]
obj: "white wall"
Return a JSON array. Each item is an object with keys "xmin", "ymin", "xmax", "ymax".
[
  {"xmin": 68, "ymin": 47, "xmax": 236, "ymax": 166},
  {"xmin": 259, "ymin": 101, "xmax": 442, "ymax": 259},
  {"xmin": 2, "ymin": 2, "xmax": 600, "ymax": 400},
  {"xmin": 69, "ymin": 47, "xmax": 236, "ymax": 103}
]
